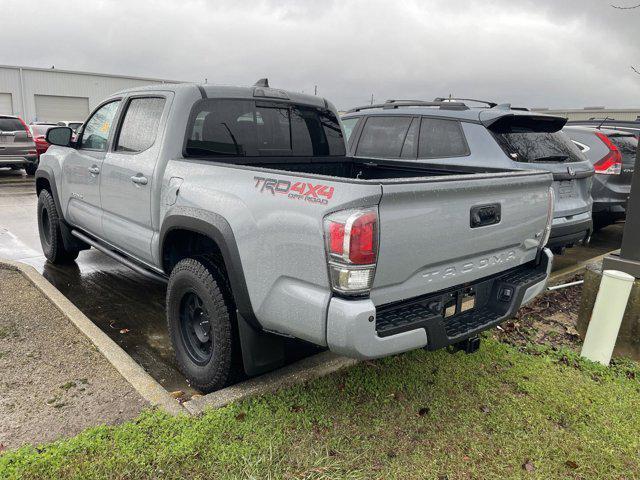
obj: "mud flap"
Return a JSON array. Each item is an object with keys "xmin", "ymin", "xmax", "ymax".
[{"xmin": 237, "ymin": 312, "xmax": 285, "ymax": 376}]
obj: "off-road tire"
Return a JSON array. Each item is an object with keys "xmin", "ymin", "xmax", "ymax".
[
  {"xmin": 25, "ymin": 163, "xmax": 38, "ymax": 176},
  {"xmin": 37, "ymin": 189, "xmax": 79, "ymax": 263},
  {"xmin": 166, "ymin": 257, "xmax": 239, "ymax": 392}
]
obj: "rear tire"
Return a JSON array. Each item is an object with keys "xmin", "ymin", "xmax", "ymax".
[
  {"xmin": 25, "ymin": 164, "xmax": 37, "ymax": 176},
  {"xmin": 37, "ymin": 190, "xmax": 79, "ymax": 263},
  {"xmin": 166, "ymin": 257, "xmax": 238, "ymax": 392}
]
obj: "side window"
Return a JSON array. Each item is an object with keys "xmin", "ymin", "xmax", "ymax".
[
  {"xmin": 418, "ymin": 118, "xmax": 469, "ymax": 159},
  {"xmin": 79, "ymin": 101, "xmax": 121, "ymax": 151},
  {"xmin": 355, "ymin": 116, "xmax": 412, "ymax": 158},
  {"xmin": 341, "ymin": 117, "xmax": 359, "ymax": 143},
  {"xmin": 115, "ymin": 97, "xmax": 166, "ymax": 153},
  {"xmin": 400, "ymin": 118, "xmax": 419, "ymax": 158}
]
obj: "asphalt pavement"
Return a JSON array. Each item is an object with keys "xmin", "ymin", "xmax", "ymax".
[{"xmin": 0, "ymin": 167, "xmax": 625, "ymax": 395}]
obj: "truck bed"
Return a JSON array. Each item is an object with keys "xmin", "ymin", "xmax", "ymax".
[{"xmin": 216, "ymin": 155, "xmax": 515, "ymax": 182}]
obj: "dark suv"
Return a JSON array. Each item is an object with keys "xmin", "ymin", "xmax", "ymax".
[
  {"xmin": 0, "ymin": 115, "xmax": 38, "ymax": 175},
  {"xmin": 341, "ymin": 99, "xmax": 594, "ymax": 253},
  {"xmin": 564, "ymin": 125, "xmax": 637, "ymax": 229}
]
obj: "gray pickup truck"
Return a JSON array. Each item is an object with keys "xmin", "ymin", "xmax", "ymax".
[{"xmin": 36, "ymin": 82, "xmax": 554, "ymax": 392}]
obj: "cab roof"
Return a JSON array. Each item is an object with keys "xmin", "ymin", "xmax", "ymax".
[{"xmin": 113, "ymin": 82, "xmax": 330, "ymax": 109}]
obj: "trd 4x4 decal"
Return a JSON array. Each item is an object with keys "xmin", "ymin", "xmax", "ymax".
[{"xmin": 254, "ymin": 176, "xmax": 334, "ymax": 205}]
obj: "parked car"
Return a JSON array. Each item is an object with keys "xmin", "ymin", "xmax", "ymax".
[
  {"xmin": 30, "ymin": 124, "xmax": 56, "ymax": 159},
  {"xmin": 341, "ymin": 99, "xmax": 594, "ymax": 254},
  {"xmin": 56, "ymin": 121, "xmax": 84, "ymax": 132},
  {"xmin": 36, "ymin": 83, "xmax": 554, "ymax": 392},
  {"xmin": 564, "ymin": 125, "xmax": 637, "ymax": 229},
  {"xmin": 0, "ymin": 115, "xmax": 38, "ymax": 175}
]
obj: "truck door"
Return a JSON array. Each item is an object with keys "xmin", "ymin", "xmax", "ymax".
[
  {"xmin": 99, "ymin": 95, "xmax": 168, "ymax": 263},
  {"xmin": 62, "ymin": 100, "xmax": 121, "ymax": 237}
]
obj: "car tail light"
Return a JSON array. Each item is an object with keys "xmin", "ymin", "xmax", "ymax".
[
  {"xmin": 540, "ymin": 186, "xmax": 555, "ymax": 249},
  {"xmin": 17, "ymin": 117, "xmax": 32, "ymax": 139},
  {"xmin": 594, "ymin": 132, "xmax": 622, "ymax": 175},
  {"xmin": 324, "ymin": 208, "xmax": 378, "ymax": 295}
]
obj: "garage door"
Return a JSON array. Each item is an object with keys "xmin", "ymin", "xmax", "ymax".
[
  {"xmin": 0, "ymin": 93, "xmax": 12, "ymax": 115},
  {"xmin": 34, "ymin": 95, "xmax": 89, "ymax": 122}
]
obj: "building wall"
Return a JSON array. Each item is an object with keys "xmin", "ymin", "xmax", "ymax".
[
  {"xmin": 0, "ymin": 65, "xmax": 179, "ymax": 122},
  {"xmin": 533, "ymin": 108, "xmax": 640, "ymax": 122}
]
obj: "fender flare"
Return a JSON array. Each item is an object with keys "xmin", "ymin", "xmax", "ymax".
[
  {"xmin": 34, "ymin": 168, "xmax": 64, "ymax": 218},
  {"xmin": 159, "ymin": 208, "xmax": 262, "ymax": 330}
]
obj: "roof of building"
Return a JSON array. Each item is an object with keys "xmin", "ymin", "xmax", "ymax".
[{"xmin": 0, "ymin": 64, "xmax": 182, "ymax": 84}]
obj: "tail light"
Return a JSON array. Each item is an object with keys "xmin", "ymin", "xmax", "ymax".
[
  {"xmin": 17, "ymin": 117, "xmax": 32, "ymax": 139},
  {"xmin": 594, "ymin": 132, "xmax": 622, "ymax": 175},
  {"xmin": 540, "ymin": 186, "xmax": 555, "ymax": 249},
  {"xmin": 324, "ymin": 208, "xmax": 378, "ymax": 295}
]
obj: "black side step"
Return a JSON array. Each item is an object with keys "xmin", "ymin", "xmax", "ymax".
[{"xmin": 70, "ymin": 230, "xmax": 168, "ymax": 284}]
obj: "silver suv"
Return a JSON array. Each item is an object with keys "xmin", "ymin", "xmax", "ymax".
[
  {"xmin": 342, "ymin": 99, "xmax": 594, "ymax": 254},
  {"xmin": 0, "ymin": 115, "xmax": 38, "ymax": 175}
]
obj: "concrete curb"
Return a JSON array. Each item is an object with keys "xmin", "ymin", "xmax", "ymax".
[
  {"xmin": 548, "ymin": 249, "xmax": 618, "ymax": 285},
  {"xmin": 0, "ymin": 258, "xmax": 187, "ymax": 416},
  {"xmin": 183, "ymin": 351, "xmax": 358, "ymax": 415}
]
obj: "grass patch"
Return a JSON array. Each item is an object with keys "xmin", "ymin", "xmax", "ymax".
[{"xmin": 1, "ymin": 339, "xmax": 639, "ymax": 479}]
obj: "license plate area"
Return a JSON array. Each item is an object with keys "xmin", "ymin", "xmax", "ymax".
[
  {"xmin": 444, "ymin": 288, "xmax": 476, "ymax": 318},
  {"xmin": 557, "ymin": 180, "xmax": 576, "ymax": 199}
]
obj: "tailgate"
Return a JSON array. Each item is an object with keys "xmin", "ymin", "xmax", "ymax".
[{"xmin": 370, "ymin": 171, "xmax": 552, "ymax": 306}]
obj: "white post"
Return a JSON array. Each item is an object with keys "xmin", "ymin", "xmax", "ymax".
[{"xmin": 581, "ymin": 270, "xmax": 635, "ymax": 366}]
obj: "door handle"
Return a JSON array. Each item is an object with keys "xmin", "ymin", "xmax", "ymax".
[
  {"xmin": 131, "ymin": 174, "xmax": 148, "ymax": 185},
  {"xmin": 88, "ymin": 166, "xmax": 100, "ymax": 175}
]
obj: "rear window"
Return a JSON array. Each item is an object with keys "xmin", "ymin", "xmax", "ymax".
[
  {"xmin": 185, "ymin": 99, "xmax": 345, "ymax": 157},
  {"xmin": 492, "ymin": 120, "xmax": 585, "ymax": 163},
  {"xmin": 355, "ymin": 116, "xmax": 413, "ymax": 157},
  {"xmin": 418, "ymin": 118, "xmax": 469, "ymax": 158},
  {"xmin": 609, "ymin": 134, "xmax": 638, "ymax": 156},
  {"xmin": 0, "ymin": 118, "xmax": 24, "ymax": 132}
]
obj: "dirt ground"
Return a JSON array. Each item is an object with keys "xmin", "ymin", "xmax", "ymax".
[
  {"xmin": 492, "ymin": 274, "xmax": 584, "ymax": 351},
  {"xmin": 0, "ymin": 268, "xmax": 148, "ymax": 450}
]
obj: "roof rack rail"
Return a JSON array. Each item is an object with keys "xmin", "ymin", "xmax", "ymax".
[
  {"xmin": 433, "ymin": 97, "xmax": 498, "ymax": 108},
  {"xmin": 346, "ymin": 99, "xmax": 469, "ymax": 113}
]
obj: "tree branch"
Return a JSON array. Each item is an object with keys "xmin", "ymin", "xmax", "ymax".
[{"xmin": 632, "ymin": 66, "xmax": 640, "ymax": 75}]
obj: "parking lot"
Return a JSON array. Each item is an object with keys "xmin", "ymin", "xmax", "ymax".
[{"xmin": 0, "ymin": 166, "xmax": 624, "ymax": 398}]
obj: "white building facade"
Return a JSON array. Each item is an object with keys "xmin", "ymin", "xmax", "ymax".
[{"xmin": 0, "ymin": 65, "xmax": 180, "ymax": 123}]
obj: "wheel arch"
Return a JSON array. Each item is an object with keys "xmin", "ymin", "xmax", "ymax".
[
  {"xmin": 159, "ymin": 210, "xmax": 261, "ymax": 330},
  {"xmin": 35, "ymin": 169, "xmax": 64, "ymax": 218}
]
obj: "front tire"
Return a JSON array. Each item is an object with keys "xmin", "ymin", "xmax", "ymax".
[
  {"xmin": 166, "ymin": 257, "xmax": 238, "ymax": 392},
  {"xmin": 37, "ymin": 190, "xmax": 79, "ymax": 263},
  {"xmin": 25, "ymin": 163, "xmax": 38, "ymax": 176}
]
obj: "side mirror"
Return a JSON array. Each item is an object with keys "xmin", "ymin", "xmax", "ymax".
[{"xmin": 46, "ymin": 127, "xmax": 73, "ymax": 147}]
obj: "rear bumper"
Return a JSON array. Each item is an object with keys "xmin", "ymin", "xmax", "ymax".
[
  {"xmin": 326, "ymin": 248, "xmax": 553, "ymax": 359},
  {"xmin": 547, "ymin": 212, "xmax": 592, "ymax": 249},
  {"xmin": 0, "ymin": 155, "xmax": 38, "ymax": 166}
]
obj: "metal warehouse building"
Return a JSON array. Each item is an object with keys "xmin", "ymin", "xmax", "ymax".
[
  {"xmin": 0, "ymin": 65, "xmax": 180, "ymax": 123},
  {"xmin": 532, "ymin": 107, "xmax": 640, "ymax": 122}
]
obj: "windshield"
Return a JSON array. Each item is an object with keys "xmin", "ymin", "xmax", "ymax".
[
  {"xmin": 30, "ymin": 125, "xmax": 52, "ymax": 137},
  {"xmin": 492, "ymin": 129, "xmax": 586, "ymax": 163},
  {"xmin": 185, "ymin": 99, "xmax": 346, "ymax": 157}
]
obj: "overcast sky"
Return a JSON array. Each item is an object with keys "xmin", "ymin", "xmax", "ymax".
[{"xmin": 2, "ymin": 0, "xmax": 639, "ymax": 110}]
